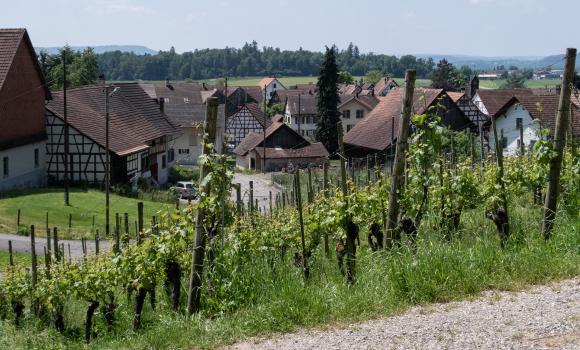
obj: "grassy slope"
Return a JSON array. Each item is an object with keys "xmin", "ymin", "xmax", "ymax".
[
  {"xmin": 0, "ymin": 196, "xmax": 578, "ymax": 349},
  {"xmin": 0, "ymin": 189, "xmax": 169, "ymax": 239}
]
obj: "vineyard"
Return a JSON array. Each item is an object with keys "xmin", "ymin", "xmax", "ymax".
[{"xmin": 0, "ymin": 89, "xmax": 579, "ymax": 349}]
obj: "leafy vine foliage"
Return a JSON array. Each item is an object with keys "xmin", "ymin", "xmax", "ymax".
[{"xmin": 0, "ymin": 118, "xmax": 577, "ymax": 341}]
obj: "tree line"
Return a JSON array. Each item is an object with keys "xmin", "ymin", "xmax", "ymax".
[{"xmin": 39, "ymin": 42, "xmax": 436, "ymax": 86}]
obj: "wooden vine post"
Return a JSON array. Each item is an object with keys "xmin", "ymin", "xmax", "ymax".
[
  {"xmin": 322, "ymin": 161, "xmax": 330, "ymax": 257},
  {"xmin": 338, "ymin": 122, "xmax": 356, "ymax": 283},
  {"xmin": 491, "ymin": 113, "xmax": 510, "ymax": 244},
  {"xmin": 385, "ymin": 69, "xmax": 416, "ymax": 248},
  {"xmin": 187, "ymin": 97, "xmax": 218, "ymax": 315},
  {"xmin": 542, "ymin": 48, "xmax": 577, "ymax": 239},
  {"xmin": 294, "ymin": 169, "xmax": 309, "ymax": 280},
  {"xmin": 30, "ymin": 225, "xmax": 38, "ymax": 314}
]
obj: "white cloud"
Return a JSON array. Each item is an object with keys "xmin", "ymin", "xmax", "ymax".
[{"xmin": 83, "ymin": 0, "xmax": 155, "ymax": 15}]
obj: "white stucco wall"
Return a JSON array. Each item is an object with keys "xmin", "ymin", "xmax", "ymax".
[
  {"xmin": 488, "ymin": 103, "xmax": 541, "ymax": 156},
  {"xmin": 339, "ymin": 100, "xmax": 370, "ymax": 134},
  {"xmin": 264, "ymin": 79, "xmax": 286, "ymax": 102},
  {"xmin": 0, "ymin": 141, "xmax": 46, "ymax": 192}
]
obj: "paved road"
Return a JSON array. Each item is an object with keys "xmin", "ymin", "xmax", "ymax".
[
  {"xmin": 0, "ymin": 233, "xmax": 110, "ymax": 259},
  {"xmin": 225, "ymin": 278, "xmax": 580, "ymax": 350}
]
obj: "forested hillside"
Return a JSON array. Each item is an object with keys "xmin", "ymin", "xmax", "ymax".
[{"xmin": 95, "ymin": 42, "xmax": 435, "ymax": 81}]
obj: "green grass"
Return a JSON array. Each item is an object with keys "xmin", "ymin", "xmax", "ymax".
[
  {"xmin": 0, "ymin": 189, "xmax": 170, "ymax": 239},
  {"xmin": 0, "ymin": 195, "xmax": 577, "ymax": 349},
  {"xmin": 0, "ymin": 250, "xmax": 45, "ymax": 270},
  {"xmin": 479, "ymin": 79, "xmax": 562, "ymax": 89}
]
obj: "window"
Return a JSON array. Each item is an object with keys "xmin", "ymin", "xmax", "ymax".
[
  {"xmin": 183, "ymin": 97, "xmax": 190, "ymax": 103},
  {"xmin": 178, "ymin": 149, "xmax": 190, "ymax": 155},
  {"xmin": 343, "ymin": 110, "xmax": 351, "ymax": 119},
  {"xmin": 2, "ymin": 157, "xmax": 8, "ymax": 178},
  {"xmin": 189, "ymin": 134, "xmax": 199, "ymax": 146},
  {"xmin": 34, "ymin": 148, "xmax": 39, "ymax": 168},
  {"xmin": 273, "ymin": 83, "xmax": 277, "ymax": 88},
  {"xmin": 516, "ymin": 118, "xmax": 523, "ymax": 129},
  {"xmin": 500, "ymin": 129, "xmax": 508, "ymax": 149},
  {"xmin": 168, "ymin": 149, "xmax": 175, "ymax": 162},
  {"xmin": 161, "ymin": 155, "xmax": 167, "ymax": 169},
  {"xmin": 347, "ymin": 124, "xmax": 353, "ymax": 132},
  {"xmin": 141, "ymin": 154, "xmax": 150, "ymax": 172},
  {"xmin": 356, "ymin": 110, "xmax": 364, "ymax": 119}
]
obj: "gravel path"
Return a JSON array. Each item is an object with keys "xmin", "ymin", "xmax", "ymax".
[
  {"xmin": 226, "ymin": 278, "xmax": 580, "ymax": 350},
  {"xmin": 231, "ymin": 173, "xmax": 282, "ymax": 212}
]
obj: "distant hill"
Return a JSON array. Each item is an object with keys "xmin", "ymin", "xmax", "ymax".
[
  {"xmin": 36, "ymin": 45, "xmax": 157, "ymax": 55},
  {"xmin": 414, "ymin": 53, "xmax": 573, "ymax": 70}
]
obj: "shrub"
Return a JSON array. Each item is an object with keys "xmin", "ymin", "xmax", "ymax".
[{"xmin": 168, "ymin": 165, "xmax": 200, "ymax": 184}]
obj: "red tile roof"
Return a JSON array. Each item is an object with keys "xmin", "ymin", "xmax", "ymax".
[
  {"xmin": 493, "ymin": 93, "xmax": 580, "ymax": 137},
  {"xmin": 253, "ymin": 143, "xmax": 329, "ymax": 159},
  {"xmin": 46, "ymin": 83, "xmax": 178, "ymax": 156},
  {"xmin": 344, "ymin": 88, "xmax": 444, "ymax": 151},
  {"xmin": 338, "ymin": 94, "xmax": 380, "ymax": 110},
  {"xmin": 0, "ymin": 28, "xmax": 50, "ymax": 97}
]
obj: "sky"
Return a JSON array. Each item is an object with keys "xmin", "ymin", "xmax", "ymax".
[{"xmin": 1, "ymin": 0, "xmax": 577, "ymax": 57}]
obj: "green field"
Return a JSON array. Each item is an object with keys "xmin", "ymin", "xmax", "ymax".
[
  {"xmin": 0, "ymin": 189, "xmax": 170, "ymax": 239},
  {"xmin": 114, "ymin": 76, "xmax": 560, "ymax": 90},
  {"xmin": 479, "ymin": 78, "xmax": 562, "ymax": 89}
]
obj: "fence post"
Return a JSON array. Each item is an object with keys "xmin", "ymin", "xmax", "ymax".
[
  {"xmin": 95, "ymin": 229, "xmax": 100, "ymax": 255},
  {"xmin": 53, "ymin": 227, "xmax": 59, "ymax": 262},
  {"xmin": 8, "ymin": 240, "xmax": 14, "ymax": 266},
  {"xmin": 30, "ymin": 225, "xmax": 38, "ymax": 311}
]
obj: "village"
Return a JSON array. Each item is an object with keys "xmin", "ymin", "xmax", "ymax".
[
  {"xmin": 1, "ymin": 28, "xmax": 578, "ymax": 195},
  {"xmin": 0, "ymin": 14, "xmax": 579, "ymax": 350}
]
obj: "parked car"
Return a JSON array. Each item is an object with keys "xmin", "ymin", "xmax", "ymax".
[{"xmin": 173, "ymin": 181, "xmax": 197, "ymax": 199}]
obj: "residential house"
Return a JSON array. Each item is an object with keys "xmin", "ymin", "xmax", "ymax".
[
  {"xmin": 258, "ymin": 76, "xmax": 286, "ymax": 103},
  {"xmin": 234, "ymin": 118, "xmax": 329, "ymax": 172},
  {"xmin": 141, "ymin": 82, "xmax": 226, "ymax": 166},
  {"xmin": 0, "ymin": 28, "xmax": 51, "ymax": 192},
  {"xmin": 338, "ymin": 94, "xmax": 380, "ymax": 133},
  {"xmin": 284, "ymin": 94, "xmax": 318, "ymax": 139},
  {"xmin": 483, "ymin": 92, "xmax": 579, "ymax": 155},
  {"xmin": 344, "ymin": 88, "xmax": 474, "ymax": 158},
  {"xmin": 46, "ymin": 83, "xmax": 179, "ymax": 186},
  {"xmin": 373, "ymin": 77, "xmax": 399, "ymax": 96},
  {"xmin": 226, "ymin": 103, "xmax": 271, "ymax": 151}
]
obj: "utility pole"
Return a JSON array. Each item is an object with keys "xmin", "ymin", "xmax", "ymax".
[
  {"xmin": 104, "ymin": 84, "xmax": 120, "ymax": 237},
  {"xmin": 263, "ymin": 84, "xmax": 267, "ymax": 173},
  {"xmin": 298, "ymin": 93, "xmax": 302, "ymax": 134},
  {"xmin": 542, "ymin": 48, "xmax": 577, "ymax": 239},
  {"xmin": 63, "ymin": 50, "xmax": 70, "ymax": 206}
]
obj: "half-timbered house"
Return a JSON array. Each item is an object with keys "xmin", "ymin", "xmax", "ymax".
[
  {"xmin": 226, "ymin": 103, "xmax": 271, "ymax": 152},
  {"xmin": 46, "ymin": 83, "xmax": 178, "ymax": 187}
]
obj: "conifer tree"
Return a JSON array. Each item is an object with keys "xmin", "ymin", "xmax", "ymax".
[{"xmin": 316, "ymin": 46, "xmax": 341, "ymax": 155}]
